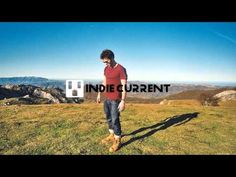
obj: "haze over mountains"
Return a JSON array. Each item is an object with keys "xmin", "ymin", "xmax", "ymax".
[
  {"xmin": 0, "ymin": 76, "xmax": 236, "ymax": 105},
  {"xmin": 0, "ymin": 77, "xmax": 65, "ymax": 90},
  {"xmin": 0, "ymin": 76, "xmax": 235, "ymax": 91},
  {"xmin": 1, "ymin": 76, "xmax": 236, "ymax": 87}
]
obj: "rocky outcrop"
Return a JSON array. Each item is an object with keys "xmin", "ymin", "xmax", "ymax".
[
  {"xmin": 213, "ymin": 90, "xmax": 236, "ymax": 101},
  {"xmin": 33, "ymin": 88, "xmax": 60, "ymax": 103},
  {"xmin": 0, "ymin": 84, "xmax": 82, "ymax": 105}
]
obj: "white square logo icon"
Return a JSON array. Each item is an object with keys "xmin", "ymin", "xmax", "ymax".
[{"xmin": 66, "ymin": 80, "xmax": 84, "ymax": 98}]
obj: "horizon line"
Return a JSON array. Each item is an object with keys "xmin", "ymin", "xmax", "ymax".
[{"xmin": 0, "ymin": 75, "xmax": 236, "ymax": 84}]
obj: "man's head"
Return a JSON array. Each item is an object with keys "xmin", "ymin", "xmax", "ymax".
[{"xmin": 100, "ymin": 49, "xmax": 115, "ymax": 66}]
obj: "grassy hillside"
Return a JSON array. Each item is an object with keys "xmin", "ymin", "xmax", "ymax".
[
  {"xmin": 0, "ymin": 102, "xmax": 236, "ymax": 154},
  {"xmin": 165, "ymin": 88, "xmax": 236, "ymax": 101}
]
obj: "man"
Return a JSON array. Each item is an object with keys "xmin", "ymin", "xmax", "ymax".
[{"xmin": 97, "ymin": 49, "xmax": 127, "ymax": 152}]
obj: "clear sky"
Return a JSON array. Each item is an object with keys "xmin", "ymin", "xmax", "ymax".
[{"xmin": 0, "ymin": 22, "xmax": 236, "ymax": 82}]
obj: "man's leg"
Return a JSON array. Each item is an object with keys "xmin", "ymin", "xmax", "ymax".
[
  {"xmin": 109, "ymin": 100, "xmax": 122, "ymax": 152},
  {"xmin": 101, "ymin": 99, "xmax": 115, "ymax": 144}
]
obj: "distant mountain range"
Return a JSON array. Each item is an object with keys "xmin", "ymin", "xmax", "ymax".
[
  {"xmin": 1, "ymin": 76, "xmax": 236, "ymax": 105},
  {"xmin": 0, "ymin": 77, "xmax": 103, "ymax": 90},
  {"xmin": 0, "ymin": 76, "xmax": 65, "ymax": 90},
  {"xmin": 1, "ymin": 76, "xmax": 236, "ymax": 100}
]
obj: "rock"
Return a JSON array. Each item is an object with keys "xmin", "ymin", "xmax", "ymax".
[
  {"xmin": 4, "ymin": 84, "xmax": 14, "ymax": 90},
  {"xmin": 23, "ymin": 94, "xmax": 30, "ymax": 98},
  {"xmin": 213, "ymin": 90, "xmax": 236, "ymax": 101},
  {"xmin": 33, "ymin": 88, "xmax": 60, "ymax": 103},
  {"xmin": 160, "ymin": 99, "xmax": 168, "ymax": 105}
]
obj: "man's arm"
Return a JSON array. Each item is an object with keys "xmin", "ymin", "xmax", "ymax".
[
  {"xmin": 96, "ymin": 76, "xmax": 106, "ymax": 103},
  {"xmin": 118, "ymin": 79, "xmax": 127, "ymax": 111},
  {"xmin": 120, "ymin": 79, "xmax": 127, "ymax": 101}
]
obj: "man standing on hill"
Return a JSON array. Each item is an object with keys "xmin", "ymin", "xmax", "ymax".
[{"xmin": 97, "ymin": 49, "xmax": 127, "ymax": 152}]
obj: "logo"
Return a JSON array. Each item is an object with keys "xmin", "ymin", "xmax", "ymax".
[
  {"xmin": 66, "ymin": 80, "xmax": 84, "ymax": 98},
  {"xmin": 65, "ymin": 79, "xmax": 171, "ymax": 99}
]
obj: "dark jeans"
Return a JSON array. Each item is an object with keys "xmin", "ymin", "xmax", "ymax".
[{"xmin": 104, "ymin": 99, "xmax": 121, "ymax": 136}]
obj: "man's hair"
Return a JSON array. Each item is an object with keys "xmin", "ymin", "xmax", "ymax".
[{"xmin": 100, "ymin": 49, "xmax": 115, "ymax": 60}]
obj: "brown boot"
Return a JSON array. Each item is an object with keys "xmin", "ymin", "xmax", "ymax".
[
  {"xmin": 109, "ymin": 136, "xmax": 121, "ymax": 152},
  {"xmin": 101, "ymin": 133, "xmax": 115, "ymax": 145}
]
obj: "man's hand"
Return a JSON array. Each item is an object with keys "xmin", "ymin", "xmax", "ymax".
[
  {"xmin": 118, "ymin": 100, "xmax": 125, "ymax": 112},
  {"xmin": 96, "ymin": 94, "xmax": 101, "ymax": 103}
]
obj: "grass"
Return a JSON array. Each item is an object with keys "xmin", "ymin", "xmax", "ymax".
[{"xmin": 0, "ymin": 102, "xmax": 236, "ymax": 154}]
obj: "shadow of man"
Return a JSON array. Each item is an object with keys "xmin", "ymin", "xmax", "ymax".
[{"xmin": 121, "ymin": 112, "xmax": 199, "ymax": 148}]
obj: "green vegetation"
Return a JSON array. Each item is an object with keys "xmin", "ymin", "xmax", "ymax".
[{"xmin": 0, "ymin": 102, "xmax": 235, "ymax": 154}]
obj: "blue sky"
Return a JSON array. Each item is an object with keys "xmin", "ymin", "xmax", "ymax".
[{"xmin": 0, "ymin": 22, "xmax": 236, "ymax": 82}]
